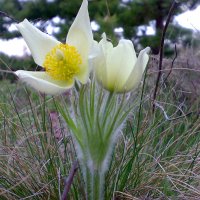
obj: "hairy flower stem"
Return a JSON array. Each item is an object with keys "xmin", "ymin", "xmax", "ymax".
[{"xmin": 85, "ymin": 166, "xmax": 104, "ymax": 200}]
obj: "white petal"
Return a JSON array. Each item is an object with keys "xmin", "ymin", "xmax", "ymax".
[
  {"xmin": 93, "ymin": 43, "xmax": 107, "ymax": 86},
  {"xmin": 66, "ymin": 0, "xmax": 93, "ymax": 83},
  {"xmin": 75, "ymin": 67, "xmax": 89, "ymax": 84},
  {"xmin": 15, "ymin": 70, "xmax": 74, "ymax": 95},
  {"xmin": 89, "ymin": 40, "xmax": 102, "ymax": 70},
  {"xmin": 16, "ymin": 19, "xmax": 60, "ymax": 66},
  {"xmin": 93, "ymin": 33, "xmax": 113, "ymax": 88},
  {"xmin": 89, "ymin": 40, "xmax": 101, "ymax": 60},
  {"xmin": 99, "ymin": 33, "xmax": 113, "ymax": 54},
  {"xmin": 106, "ymin": 39, "xmax": 136, "ymax": 92},
  {"xmin": 123, "ymin": 47, "xmax": 150, "ymax": 92}
]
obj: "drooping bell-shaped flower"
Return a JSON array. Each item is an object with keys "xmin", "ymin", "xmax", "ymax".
[
  {"xmin": 94, "ymin": 33, "xmax": 150, "ymax": 93},
  {"xmin": 15, "ymin": 0, "xmax": 93, "ymax": 94}
]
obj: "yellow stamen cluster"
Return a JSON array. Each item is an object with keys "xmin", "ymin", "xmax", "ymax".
[{"xmin": 43, "ymin": 43, "xmax": 82, "ymax": 81}]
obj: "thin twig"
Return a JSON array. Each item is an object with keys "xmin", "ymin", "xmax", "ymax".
[
  {"xmin": 152, "ymin": 0, "xmax": 179, "ymax": 113},
  {"xmin": 61, "ymin": 160, "xmax": 79, "ymax": 200},
  {"xmin": 0, "ymin": 11, "xmax": 19, "ymax": 23},
  {"xmin": 105, "ymin": 0, "xmax": 111, "ymax": 17},
  {"xmin": 160, "ymin": 44, "xmax": 178, "ymax": 88}
]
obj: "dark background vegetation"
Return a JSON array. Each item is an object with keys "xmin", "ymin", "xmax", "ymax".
[{"xmin": 0, "ymin": 0, "xmax": 200, "ymax": 74}]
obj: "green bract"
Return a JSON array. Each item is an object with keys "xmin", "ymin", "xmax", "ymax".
[{"xmin": 57, "ymin": 80, "xmax": 133, "ymax": 199}]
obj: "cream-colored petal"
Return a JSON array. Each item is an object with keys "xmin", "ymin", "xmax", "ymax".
[
  {"xmin": 99, "ymin": 33, "xmax": 113, "ymax": 54},
  {"xmin": 106, "ymin": 39, "xmax": 136, "ymax": 92},
  {"xmin": 75, "ymin": 40, "xmax": 100, "ymax": 84},
  {"xmin": 15, "ymin": 70, "xmax": 74, "ymax": 95},
  {"xmin": 93, "ymin": 44, "xmax": 107, "ymax": 86},
  {"xmin": 89, "ymin": 40, "xmax": 101, "ymax": 60},
  {"xmin": 75, "ymin": 63, "xmax": 89, "ymax": 84},
  {"xmin": 16, "ymin": 19, "xmax": 60, "ymax": 66},
  {"xmin": 123, "ymin": 47, "xmax": 150, "ymax": 92},
  {"xmin": 93, "ymin": 33, "xmax": 113, "ymax": 88},
  {"xmin": 66, "ymin": 0, "xmax": 93, "ymax": 83}
]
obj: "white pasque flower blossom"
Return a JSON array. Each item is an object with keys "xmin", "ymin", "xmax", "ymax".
[
  {"xmin": 94, "ymin": 33, "xmax": 150, "ymax": 93},
  {"xmin": 15, "ymin": 0, "xmax": 93, "ymax": 94}
]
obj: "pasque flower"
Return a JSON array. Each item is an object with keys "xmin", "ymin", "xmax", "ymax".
[
  {"xmin": 94, "ymin": 33, "xmax": 150, "ymax": 93},
  {"xmin": 15, "ymin": 0, "xmax": 93, "ymax": 94}
]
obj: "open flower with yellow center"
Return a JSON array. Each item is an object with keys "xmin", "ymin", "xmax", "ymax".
[
  {"xmin": 15, "ymin": 0, "xmax": 93, "ymax": 94},
  {"xmin": 94, "ymin": 33, "xmax": 150, "ymax": 93}
]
